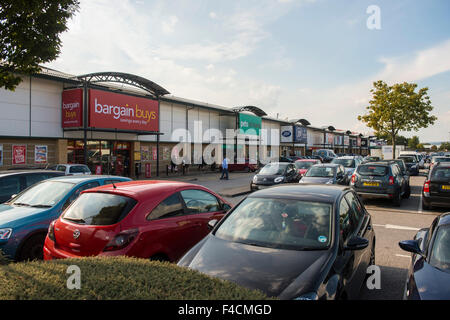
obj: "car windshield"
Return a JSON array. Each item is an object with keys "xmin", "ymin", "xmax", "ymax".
[
  {"xmin": 357, "ymin": 165, "xmax": 388, "ymax": 176},
  {"xmin": 214, "ymin": 197, "xmax": 332, "ymax": 250},
  {"xmin": 305, "ymin": 166, "xmax": 335, "ymax": 177},
  {"xmin": 430, "ymin": 225, "xmax": 450, "ymax": 273},
  {"xmin": 10, "ymin": 181, "xmax": 74, "ymax": 207},
  {"xmin": 295, "ymin": 162, "xmax": 315, "ymax": 169},
  {"xmin": 259, "ymin": 163, "xmax": 287, "ymax": 175},
  {"xmin": 432, "ymin": 168, "xmax": 450, "ymax": 180},
  {"xmin": 399, "ymin": 157, "xmax": 415, "ymax": 164},
  {"xmin": 332, "ymin": 159, "xmax": 355, "ymax": 168},
  {"xmin": 63, "ymin": 193, "xmax": 137, "ymax": 226},
  {"xmin": 434, "ymin": 157, "xmax": 450, "ymax": 163}
]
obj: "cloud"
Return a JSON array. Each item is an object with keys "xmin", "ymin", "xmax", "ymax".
[{"xmin": 162, "ymin": 15, "xmax": 178, "ymax": 34}]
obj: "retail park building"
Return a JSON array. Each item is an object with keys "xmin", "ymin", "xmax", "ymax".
[{"xmin": 0, "ymin": 68, "xmax": 372, "ymax": 178}]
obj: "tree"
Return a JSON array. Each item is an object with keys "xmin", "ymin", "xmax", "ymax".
[
  {"xmin": 358, "ymin": 80, "xmax": 437, "ymax": 158},
  {"xmin": 439, "ymin": 142, "xmax": 450, "ymax": 151},
  {"xmin": 0, "ymin": 0, "xmax": 79, "ymax": 90},
  {"xmin": 431, "ymin": 145, "xmax": 437, "ymax": 151},
  {"xmin": 376, "ymin": 132, "xmax": 408, "ymax": 146},
  {"xmin": 408, "ymin": 136, "xmax": 420, "ymax": 150},
  {"xmin": 416, "ymin": 143, "xmax": 424, "ymax": 150}
]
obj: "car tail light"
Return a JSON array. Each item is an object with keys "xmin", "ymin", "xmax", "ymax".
[
  {"xmin": 389, "ymin": 176, "xmax": 395, "ymax": 185},
  {"xmin": 48, "ymin": 220, "xmax": 56, "ymax": 242},
  {"xmin": 103, "ymin": 229, "xmax": 139, "ymax": 252},
  {"xmin": 423, "ymin": 180, "xmax": 430, "ymax": 194},
  {"xmin": 351, "ymin": 174, "xmax": 357, "ymax": 184}
]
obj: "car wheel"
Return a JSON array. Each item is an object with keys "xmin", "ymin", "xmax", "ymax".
[
  {"xmin": 402, "ymin": 184, "xmax": 411, "ymax": 199},
  {"xmin": 17, "ymin": 233, "xmax": 46, "ymax": 261},
  {"xmin": 392, "ymin": 191, "xmax": 402, "ymax": 207},
  {"xmin": 369, "ymin": 244, "xmax": 375, "ymax": 266}
]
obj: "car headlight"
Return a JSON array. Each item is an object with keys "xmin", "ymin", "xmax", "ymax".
[
  {"xmin": 274, "ymin": 176, "xmax": 285, "ymax": 183},
  {"xmin": 294, "ymin": 292, "xmax": 318, "ymax": 300},
  {"xmin": 0, "ymin": 228, "xmax": 12, "ymax": 240},
  {"xmin": 252, "ymin": 176, "xmax": 258, "ymax": 183}
]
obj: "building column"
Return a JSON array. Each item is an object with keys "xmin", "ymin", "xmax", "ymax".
[{"xmin": 56, "ymin": 139, "xmax": 68, "ymax": 164}]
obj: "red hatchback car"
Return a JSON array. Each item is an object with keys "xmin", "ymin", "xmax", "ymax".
[
  {"xmin": 294, "ymin": 159, "xmax": 321, "ymax": 176},
  {"xmin": 43, "ymin": 180, "xmax": 231, "ymax": 262}
]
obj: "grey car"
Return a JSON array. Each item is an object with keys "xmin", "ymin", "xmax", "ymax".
[
  {"xmin": 350, "ymin": 162, "xmax": 408, "ymax": 206},
  {"xmin": 299, "ymin": 163, "xmax": 348, "ymax": 185},
  {"xmin": 331, "ymin": 156, "xmax": 363, "ymax": 184}
]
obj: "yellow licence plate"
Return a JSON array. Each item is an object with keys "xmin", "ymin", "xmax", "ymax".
[
  {"xmin": 363, "ymin": 182, "xmax": 380, "ymax": 187},
  {"xmin": 442, "ymin": 185, "xmax": 450, "ymax": 190}
]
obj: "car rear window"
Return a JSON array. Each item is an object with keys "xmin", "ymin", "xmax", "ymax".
[
  {"xmin": 62, "ymin": 193, "xmax": 137, "ymax": 226},
  {"xmin": 357, "ymin": 165, "xmax": 388, "ymax": 176},
  {"xmin": 432, "ymin": 168, "xmax": 450, "ymax": 180}
]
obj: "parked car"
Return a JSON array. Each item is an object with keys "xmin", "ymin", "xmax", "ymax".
[
  {"xmin": 178, "ymin": 184, "xmax": 376, "ymax": 300},
  {"xmin": 0, "ymin": 170, "xmax": 65, "ymax": 204},
  {"xmin": 430, "ymin": 156, "xmax": 450, "ymax": 172},
  {"xmin": 362, "ymin": 156, "xmax": 381, "ymax": 164},
  {"xmin": 399, "ymin": 213, "xmax": 450, "ymax": 299},
  {"xmin": 294, "ymin": 159, "xmax": 321, "ymax": 177},
  {"xmin": 313, "ymin": 149, "xmax": 337, "ymax": 163},
  {"xmin": 350, "ymin": 162, "xmax": 408, "ymax": 206},
  {"xmin": 377, "ymin": 159, "xmax": 411, "ymax": 199},
  {"xmin": 47, "ymin": 164, "xmax": 92, "ymax": 176},
  {"xmin": 399, "ymin": 152, "xmax": 424, "ymax": 169},
  {"xmin": 0, "ymin": 175, "xmax": 130, "ymax": 261},
  {"xmin": 44, "ymin": 181, "xmax": 231, "ymax": 262},
  {"xmin": 398, "ymin": 156, "xmax": 420, "ymax": 176},
  {"xmin": 299, "ymin": 163, "xmax": 348, "ymax": 185},
  {"xmin": 251, "ymin": 162, "xmax": 300, "ymax": 191},
  {"xmin": 422, "ymin": 162, "xmax": 450, "ymax": 210},
  {"xmin": 331, "ymin": 156, "xmax": 363, "ymax": 182}
]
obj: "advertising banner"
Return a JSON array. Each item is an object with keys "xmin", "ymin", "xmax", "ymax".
[
  {"xmin": 163, "ymin": 147, "xmax": 170, "ymax": 161},
  {"xmin": 34, "ymin": 145, "xmax": 48, "ymax": 163},
  {"xmin": 141, "ymin": 146, "xmax": 150, "ymax": 161},
  {"xmin": 152, "ymin": 146, "xmax": 157, "ymax": 161},
  {"xmin": 344, "ymin": 136, "xmax": 350, "ymax": 146},
  {"xmin": 95, "ymin": 165, "xmax": 102, "ymax": 175},
  {"xmin": 361, "ymin": 139, "xmax": 368, "ymax": 147},
  {"xmin": 62, "ymin": 88, "xmax": 83, "ymax": 128},
  {"xmin": 145, "ymin": 163, "xmax": 151, "ymax": 178},
  {"xmin": 357, "ymin": 137, "xmax": 362, "ymax": 147},
  {"xmin": 294, "ymin": 126, "xmax": 307, "ymax": 144},
  {"xmin": 238, "ymin": 113, "xmax": 261, "ymax": 136},
  {"xmin": 89, "ymin": 89, "xmax": 159, "ymax": 132},
  {"xmin": 280, "ymin": 126, "xmax": 293, "ymax": 143},
  {"xmin": 0, "ymin": 144, "xmax": 3, "ymax": 166},
  {"xmin": 326, "ymin": 133, "xmax": 334, "ymax": 145},
  {"xmin": 334, "ymin": 135, "xmax": 343, "ymax": 146},
  {"xmin": 12, "ymin": 145, "xmax": 26, "ymax": 165}
]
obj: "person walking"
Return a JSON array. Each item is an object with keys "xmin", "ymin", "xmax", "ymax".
[{"xmin": 220, "ymin": 157, "xmax": 229, "ymax": 180}]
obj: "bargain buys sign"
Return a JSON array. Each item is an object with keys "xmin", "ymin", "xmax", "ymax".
[
  {"xmin": 89, "ymin": 89, "xmax": 158, "ymax": 132},
  {"xmin": 62, "ymin": 89, "xmax": 83, "ymax": 127}
]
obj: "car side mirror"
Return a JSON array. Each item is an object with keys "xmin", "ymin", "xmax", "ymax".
[
  {"xmin": 399, "ymin": 240, "xmax": 425, "ymax": 258},
  {"xmin": 10, "ymin": 194, "xmax": 17, "ymax": 199},
  {"xmin": 208, "ymin": 219, "xmax": 218, "ymax": 230},
  {"xmin": 345, "ymin": 236, "xmax": 369, "ymax": 251}
]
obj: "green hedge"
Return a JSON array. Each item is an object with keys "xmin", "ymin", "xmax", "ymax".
[{"xmin": 0, "ymin": 256, "xmax": 270, "ymax": 300}]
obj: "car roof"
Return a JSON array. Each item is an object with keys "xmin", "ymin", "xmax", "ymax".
[
  {"xmin": 82, "ymin": 180, "xmax": 204, "ymax": 200},
  {"xmin": 361, "ymin": 162, "xmax": 389, "ymax": 167},
  {"xmin": 437, "ymin": 213, "xmax": 450, "ymax": 227},
  {"xmin": 435, "ymin": 162, "xmax": 450, "ymax": 168},
  {"xmin": 313, "ymin": 163, "xmax": 341, "ymax": 168},
  {"xmin": 0, "ymin": 170, "xmax": 63, "ymax": 177},
  {"xmin": 53, "ymin": 164, "xmax": 89, "ymax": 167},
  {"xmin": 46, "ymin": 175, "xmax": 127, "ymax": 184},
  {"xmin": 335, "ymin": 156, "xmax": 356, "ymax": 159},
  {"xmin": 295, "ymin": 159, "xmax": 319, "ymax": 162},
  {"xmin": 248, "ymin": 184, "xmax": 350, "ymax": 203}
]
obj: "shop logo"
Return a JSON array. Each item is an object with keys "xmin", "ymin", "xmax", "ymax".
[
  {"xmin": 282, "ymin": 130, "xmax": 292, "ymax": 137},
  {"xmin": 94, "ymin": 98, "xmax": 156, "ymax": 122},
  {"xmin": 73, "ymin": 229, "xmax": 80, "ymax": 240},
  {"xmin": 63, "ymin": 102, "xmax": 80, "ymax": 111}
]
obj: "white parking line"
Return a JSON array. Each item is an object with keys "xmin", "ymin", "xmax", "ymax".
[
  {"xmin": 373, "ymin": 224, "xmax": 420, "ymax": 231},
  {"xmin": 418, "ymin": 194, "xmax": 423, "ymax": 214}
]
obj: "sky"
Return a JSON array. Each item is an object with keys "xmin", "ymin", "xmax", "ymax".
[{"xmin": 46, "ymin": 0, "xmax": 450, "ymax": 143}]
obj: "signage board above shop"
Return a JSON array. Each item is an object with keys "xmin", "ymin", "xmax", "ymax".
[
  {"xmin": 89, "ymin": 89, "xmax": 159, "ymax": 132},
  {"xmin": 294, "ymin": 126, "xmax": 307, "ymax": 144},
  {"xmin": 62, "ymin": 89, "xmax": 83, "ymax": 128},
  {"xmin": 238, "ymin": 113, "xmax": 261, "ymax": 136},
  {"xmin": 280, "ymin": 126, "xmax": 293, "ymax": 143}
]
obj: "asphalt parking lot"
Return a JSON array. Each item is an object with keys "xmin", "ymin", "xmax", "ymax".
[{"xmin": 180, "ymin": 169, "xmax": 446, "ymax": 300}]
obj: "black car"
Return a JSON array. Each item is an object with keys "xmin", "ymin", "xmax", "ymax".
[
  {"xmin": 398, "ymin": 156, "xmax": 420, "ymax": 176},
  {"xmin": 299, "ymin": 163, "xmax": 348, "ymax": 185},
  {"xmin": 250, "ymin": 162, "xmax": 300, "ymax": 191},
  {"xmin": 178, "ymin": 185, "xmax": 376, "ymax": 300},
  {"xmin": 350, "ymin": 162, "xmax": 408, "ymax": 206},
  {"xmin": 377, "ymin": 159, "xmax": 411, "ymax": 199},
  {"xmin": 399, "ymin": 213, "xmax": 450, "ymax": 299},
  {"xmin": 422, "ymin": 162, "xmax": 450, "ymax": 210},
  {"xmin": 0, "ymin": 170, "xmax": 65, "ymax": 203}
]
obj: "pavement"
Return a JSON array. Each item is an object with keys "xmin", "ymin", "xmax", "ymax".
[{"xmin": 149, "ymin": 169, "xmax": 448, "ymax": 300}]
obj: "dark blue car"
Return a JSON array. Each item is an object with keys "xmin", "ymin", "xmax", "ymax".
[
  {"xmin": 399, "ymin": 212, "xmax": 450, "ymax": 299},
  {"xmin": 0, "ymin": 175, "xmax": 131, "ymax": 261}
]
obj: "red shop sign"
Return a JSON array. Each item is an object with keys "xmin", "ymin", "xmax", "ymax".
[
  {"xmin": 12, "ymin": 145, "xmax": 26, "ymax": 165},
  {"xmin": 62, "ymin": 89, "xmax": 83, "ymax": 128},
  {"xmin": 89, "ymin": 89, "xmax": 158, "ymax": 132},
  {"xmin": 95, "ymin": 165, "xmax": 102, "ymax": 175},
  {"xmin": 145, "ymin": 163, "xmax": 151, "ymax": 178}
]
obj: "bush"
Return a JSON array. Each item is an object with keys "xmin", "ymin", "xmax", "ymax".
[{"xmin": 0, "ymin": 256, "xmax": 270, "ymax": 300}]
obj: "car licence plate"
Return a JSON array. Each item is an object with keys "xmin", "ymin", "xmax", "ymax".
[
  {"xmin": 363, "ymin": 182, "xmax": 380, "ymax": 187},
  {"xmin": 441, "ymin": 185, "xmax": 450, "ymax": 191}
]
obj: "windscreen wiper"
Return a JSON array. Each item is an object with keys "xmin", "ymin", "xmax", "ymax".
[
  {"xmin": 30, "ymin": 204, "xmax": 52, "ymax": 208},
  {"xmin": 12, "ymin": 203, "xmax": 30, "ymax": 207},
  {"xmin": 63, "ymin": 217, "xmax": 86, "ymax": 224}
]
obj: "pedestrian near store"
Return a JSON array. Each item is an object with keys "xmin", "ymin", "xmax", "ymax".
[{"xmin": 220, "ymin": 157, "xmax": 229, "ymax": 180}]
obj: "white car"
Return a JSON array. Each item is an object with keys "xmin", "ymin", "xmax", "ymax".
[
  {"xmin": 398, "ymin": 152, "xmax": 424, "ymax": 169},
  {"xmin": 47, "ymin": 164, "xmax": 92, "ymax": 176}
]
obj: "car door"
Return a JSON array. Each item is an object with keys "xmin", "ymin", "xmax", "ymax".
[
  {"xmin": 334, "ymin": 193, "xmax": 367, "ymax": 299},
  {"xmin": 0, "ymin": 175, "xmax": 22, "ymax": 203},
  {"xmin": 179, "ymin": 189, "xmax": 226, "ymax": 237}
]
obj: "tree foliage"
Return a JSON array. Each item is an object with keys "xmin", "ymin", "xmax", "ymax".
[
  {"xmin": 0, "ymin": 0, "xmax": 79, "ymax": 90},
  {"xmin": 408, "ymin": 136, "xmax": 420, "ymax": 150},
  {"xmin": 358, "ymin": 80, "xmax": 437, "ymax": 158},
  {"xmin": 439, "ymin": 142, "xmax": 450, "ymax": 151}
]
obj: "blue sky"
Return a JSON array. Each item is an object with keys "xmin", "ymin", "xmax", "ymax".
[{"xmin": 47, "ymin": 0, "xmax": 450, "ymax": 142}]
